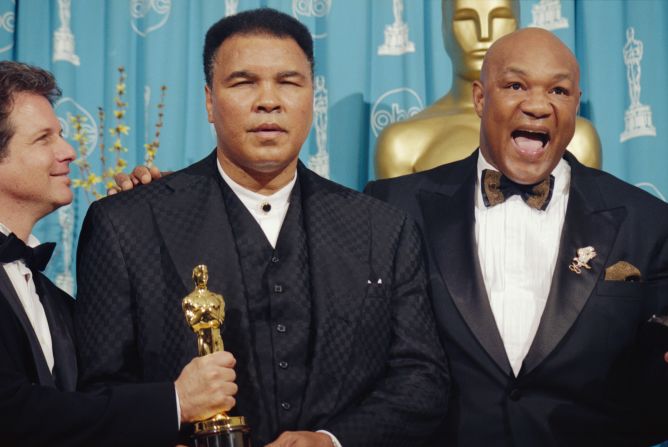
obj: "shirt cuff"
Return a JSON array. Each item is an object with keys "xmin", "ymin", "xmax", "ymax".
[
  {"xmin": 174, "ymin": 384, "xmax": 181, "ymax": 429},
  {"xmin": 317, "ymin": 430, "xmax": 342, "ymax": 447}
]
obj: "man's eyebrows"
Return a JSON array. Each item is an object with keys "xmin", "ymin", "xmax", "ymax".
[
  {"xmin": 500, "ymin": 66, "xmax": 528, "ymax": 77},
  {"xmin": 225, "ymin": 70, "xmax": 257, "ymax": 81},
  {"xmin": 500, "ymin": 66, "xmax": 574, "ymax": 81},
  {"xmin": 28, "ymin": 126, "xmax": 57, "ymax": 141},
  {"xmin": 276, "ymin": 70, "xmax": 307, "ymax": 80},
  {"xmin": 223, "ymin": 70, "xmax": 307, "ymax": 81}
]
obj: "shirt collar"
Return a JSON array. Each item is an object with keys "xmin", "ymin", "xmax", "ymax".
[
  {"xmin": 216, "ymin": 159, "xmax": 297, "ymax": 216},
  {"xmin": 0, "ymin": 222, "xmax": 40, "ymax": 248}
]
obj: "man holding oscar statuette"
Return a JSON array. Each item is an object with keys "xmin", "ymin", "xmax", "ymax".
[{"xmin": 75, "ymin": 8, "xmax": 448, "ymax": 447}]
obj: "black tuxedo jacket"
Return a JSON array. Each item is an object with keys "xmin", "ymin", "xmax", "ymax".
[
  {"xmin": 75, "ymin": 151, "xmax": 449, "ymax": 446},
  {"xmin": 366, "ymin": 150, "xmax": 668, "ymax": 446},
  {"xmin": 0, "ymin": 266, "xmax": 178, "ymax": 446}
]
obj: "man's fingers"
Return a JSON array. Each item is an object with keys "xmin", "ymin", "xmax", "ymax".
[
  {"xmin": 113, "ymin": 172, "xmax": 135, "ymax": 190},
  {"xmin": 265, "ymin": 432, "xmax": 294, "ymax": 447},
  {"xmin": 265, "ymin": 431, "xmax": 332, "ymax": 447},
  {"xmin": 131, "ymin": 165, "xmax": 153, "ymax": 184},
  {"xmin": 174, "ymin": 350, "xmax": 239, "ymax": 423},
  {"xmin": 205, "ymin": 350, "xmax": 237, "ymax": 368}
]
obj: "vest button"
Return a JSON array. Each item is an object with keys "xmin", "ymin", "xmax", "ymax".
[
  {"xmin": 274, "ymin": 284, "xmax": 283, "ymax": 293},
  {"xmin": 276, "ymin": 324, "xmax": 286, "ymax": 333},
  {"xmin": 281, "ymin": 401, "xmax": 291, "ymax": 410},
  {"xmin": 278, "ymin": 361, "xmax": 288, "ymax": 369},
  {"xmin": 271, "ymin": 256, "xmax": 279, "ymax": 263},
  {"xmin": 509, "ymin": 388, "xmax": 522, "ymax": 401}
]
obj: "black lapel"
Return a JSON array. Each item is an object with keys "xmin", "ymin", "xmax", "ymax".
[
  {"xmin": 522, "ymin": 154, "xmax": 624, "ymax": 375},
  {"xmin": 34, "ymin": 274, "xmax": 77, "ymax": 391},
  {"xmin": 298, "ymin": 164, "xmax": 370, "ymax": 422},
  {"xmin": 0, "ymin": 268, "xmax": 55, "ymax": 386},
  {"xmin": 418, "ymin": 163, "xmax": 513, "ymax": 376},
  {"xmin": 149, "ymin": 151, "xmax": 265, "ymax": 418}
]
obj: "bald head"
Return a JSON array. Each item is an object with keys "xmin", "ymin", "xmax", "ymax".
[
  {"xmin": 472, "ymin": 28, "xmax": 582, "ymax": 185},
  {"xmin": 481, "ymin": 27, "xmax": 580, "ymax": 85}
]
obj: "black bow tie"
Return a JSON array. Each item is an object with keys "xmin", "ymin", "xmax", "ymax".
[
  {"xmin": 0, "ymin": 232, "xmax": 56, "ymax": 272},
  {"xmin": 481, "ymin": 169, "xmax": 555, "ymax": 211}
]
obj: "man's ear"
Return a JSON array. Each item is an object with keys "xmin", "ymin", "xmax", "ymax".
[
  {"xmin": 576, "ymin": 89, "xmax": 582, "ymax": 115},
  {"xmin": 472, "ymin": 80, "xmax": 485, "ymax": 119},
  {"xmin": 204, "ymin": 84, "xmax": 214, "ymax": 123}
]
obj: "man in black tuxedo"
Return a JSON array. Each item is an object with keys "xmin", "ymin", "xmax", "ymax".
[
  {"xmin": 75, "ymin": 9, "xmax": 448, "ymax": 447},
  {"xmin": 0, "ymin": 61, "xmax": 252, "ymax": 446},
  {"xmin": 366, "ymin": 28, "xmax": 668, "ymax": 446}
]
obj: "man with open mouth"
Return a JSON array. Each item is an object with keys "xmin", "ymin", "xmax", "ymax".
[{"xmin": 366, "ymin": 27, "xmax": 668, "ymax": 446}]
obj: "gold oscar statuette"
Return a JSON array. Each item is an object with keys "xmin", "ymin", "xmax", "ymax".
[
  {"xmin": 183, "ymin": 265, "xmax": 251, "ymax": 447},
  {"xmin": 375, "ymin": 0, "xmax": 602, "ymax": 178}
]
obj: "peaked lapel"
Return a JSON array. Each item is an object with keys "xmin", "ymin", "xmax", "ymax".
[
  {"xmin": 418, "ymin": 155, "xmax": 512, "ymax": 375},
  {"xmin": 0, "ymin": 268, "xmax": 55, "ymax": 386},
  {"xmin": 34, "ymin": 274, "xmax": 77, "ymax": 391},
  {"xmin": 298, "ymin": 164, "xmax": 370, "ymax": 424},
  {"xmin": 522, "ymin": 154, "xmax": 624, "ymax": 375},
  {"xmin": 149, "ymin": 151, "xmax": 266, "ymax": 421}
]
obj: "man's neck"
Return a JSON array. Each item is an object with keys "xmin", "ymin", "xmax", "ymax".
[
  {"xmin": 217, "ymin": 153, "xmax": 299, "ymax": 196},
  {"xmin": 0, "ymin": 211, "xmax": 36, "ymax": 242}
]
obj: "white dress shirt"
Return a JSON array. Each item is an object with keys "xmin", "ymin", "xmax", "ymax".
[
  {"xmin": 474, "ymin": 153, "xmax": 571, "ymax": 376},
  {"xmin": 216, "ymin": 162, "xmax": 342, "ymax": 447},
  {"xmin": 0, "ymin": 223, "xmax": 54, "ymax": 372},
  {"xmin": 218, "ymin": 160, "xmax": 295, "ymax": 248}
]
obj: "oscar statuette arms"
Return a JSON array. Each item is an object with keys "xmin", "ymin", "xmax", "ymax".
[{"xmin": 182, "ymin": 265, "xmax": 251, "ymax": 447}]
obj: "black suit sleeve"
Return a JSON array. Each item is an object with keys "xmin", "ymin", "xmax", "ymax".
[
  {"xmin": 75, "ymin": 200, "xmax": 142, "ymax": 388},
  {"xmin": 0, "ymin": 337, "xmax": 178, "ymax": 447},
  {"xmin": 322, "ymin": 216, "xmax": 449, "ymax": 447}
]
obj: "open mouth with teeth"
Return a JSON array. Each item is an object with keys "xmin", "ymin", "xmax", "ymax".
[{"xmin": 512, "ymin": 129, "xmax": 550, "ymax": 155}]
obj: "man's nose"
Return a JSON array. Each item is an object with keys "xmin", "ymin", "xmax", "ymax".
[
  {"xmin": 58, "ymin": 137, "xmax": 77, "ymax": 162},
  {"xmin": 254, "ymin": 83, "xmax": 281, "ymax": 113},
  {"xmin": 521, "ymin": 90, "xmax": 552, "ymax": 119}
]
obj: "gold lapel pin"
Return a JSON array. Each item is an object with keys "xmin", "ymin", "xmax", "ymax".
[{"xmin": 569, "ymin": 246, "xmax": 597, "ymax": 274}]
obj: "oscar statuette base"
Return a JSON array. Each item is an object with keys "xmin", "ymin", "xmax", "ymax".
[{"xmin": 193, "ymin": 415, "xmax": 251, "ymax": 447}]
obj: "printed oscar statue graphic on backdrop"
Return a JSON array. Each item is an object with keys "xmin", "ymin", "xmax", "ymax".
[
  {"xmin": 307, "ymin": 75, "xmax": 330, "ymax": 179},
  {"xmin": 55, "ymin": 205, "xmax": 75, "ymax": 295},
  {"xmin": 620, "ymin": 27, "xmax": 656, "ymax": 143},
  {"xmin": 53, "ymin": 0, "xmax": 80, "ymax": 65},
  {"xmin": 529, "ymin": 0, "xmax": 568, "ymax": 30},
  {"xmin": 225, "ymin": 0, "xmax": 239, "ymax": 17},
  {"xmin": 378, "ymin": 0, "xmax": 415, "ymax": 56}
]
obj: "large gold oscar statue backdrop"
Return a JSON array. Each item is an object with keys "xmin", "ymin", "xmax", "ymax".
[{"xmin": 375, "ymin": 0, "xmax": 601, "ymax": 179}]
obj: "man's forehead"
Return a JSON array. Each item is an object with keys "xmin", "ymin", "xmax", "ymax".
[
  {"xmin": 484, "ymin": 29, "xmax": 579, "ymax": 78},
  {"xmin": 212, "ymin": 34, "xmax": 310, "ymax": 72}
]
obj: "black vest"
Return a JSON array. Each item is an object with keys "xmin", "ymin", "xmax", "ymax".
[{"xmin": 221, "ymin": 178, "xmax": 312, "ymax": 443}]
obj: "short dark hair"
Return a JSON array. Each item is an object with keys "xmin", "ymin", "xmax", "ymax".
[
  {"xmin": 203, "ymin": 8, "xmax": 314, "ymax": 86},
  {"xmin": 0, "ymin": 61, "xmax": 61, "ymax": 159}
]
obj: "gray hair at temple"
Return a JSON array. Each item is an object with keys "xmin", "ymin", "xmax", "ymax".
[{"xmin": 0, "ymin": 61, "xmax": 61, "ymax": 159}]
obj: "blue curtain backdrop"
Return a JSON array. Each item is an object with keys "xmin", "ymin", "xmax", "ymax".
[{"xmin": 0, "ymin": 0, "xmax": 666, "ymax": 313}]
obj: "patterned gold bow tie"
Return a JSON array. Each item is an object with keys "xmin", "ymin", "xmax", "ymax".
[{"xmin": 481, "ymin": 169, "xmax": 555, "ymax": 211}]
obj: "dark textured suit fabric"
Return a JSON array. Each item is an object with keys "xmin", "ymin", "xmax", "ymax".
[
  {"xmin": 221, "ymin": 178, "xmax": 313, "ymax": 434},
  {"xmin": 0, "ymin": 268, "xmax": 178, "ymax": 447},
  {"xmin": 74, "ymin": 151, "xmax": 449, "ymax": 447},
  {"xmin": 366, "ymin": 150, "xmax": 668, "ymax": 447}
]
